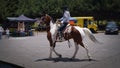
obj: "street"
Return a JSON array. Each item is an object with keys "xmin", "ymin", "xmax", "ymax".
[{"xmin": 0, "ymin": 32, "xmax": 120, "ymax": 68}]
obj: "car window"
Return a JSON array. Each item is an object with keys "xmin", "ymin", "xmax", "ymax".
[{"xmin": 106, "ymin": 22, "xmax": 117, "ymax": 27}]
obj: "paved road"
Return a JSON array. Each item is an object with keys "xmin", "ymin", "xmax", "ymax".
[{"xmin": 0, "ymin": 32, "xmax": 120, "ymax": 68}]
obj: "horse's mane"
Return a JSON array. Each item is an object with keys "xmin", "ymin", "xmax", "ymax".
[{"xmin": 46, "ymin": 14, "xmax": 55, "ymax": 24}]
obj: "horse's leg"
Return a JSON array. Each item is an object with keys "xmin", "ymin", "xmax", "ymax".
[
  {"xmin": 52, "ymin": 42, "xmax": 62, "ymax": 58},
  {"xmin": 68, "ymin": 40, "xmax": 72, "ymax": 48},
  {"xmin": 79, "ymin": 42, "xmax": 91, "ymax": 60},
  {"xmin": 71, "ymin": 42, "xmax": 79, "ymax": 59},
  {"xmin": 85, "ymin": 46, "xmax": 92, "ymax": 61},
  {"xmin": 49, "ymin": 42, "xmax": 53, "ymax": 58},
  {"xmin": 49, "ymin": 46, "xmax": 52, "ymax": 58}
]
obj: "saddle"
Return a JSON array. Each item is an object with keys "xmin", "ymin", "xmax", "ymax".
[{"xmin": 56, "ymin": 24, "xmax": 71, "ymax": 42}]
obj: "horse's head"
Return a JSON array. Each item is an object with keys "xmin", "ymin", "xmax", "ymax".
[{"xmin": 40, "ymin": 14, "xmax": 52, "ymax": 26}]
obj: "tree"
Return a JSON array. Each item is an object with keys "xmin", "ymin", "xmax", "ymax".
[
  {"xmin": 0, "ymin": 0, "xmax": 120, "ymax": 22},
  {"xmin": 0, "ymin": 0, "xmax": 18, "ymax": 21}
]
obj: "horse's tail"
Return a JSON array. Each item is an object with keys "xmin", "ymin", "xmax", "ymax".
[{"xmin": 83, "ymin": 28, "xmax": 101, "ymax": 44}]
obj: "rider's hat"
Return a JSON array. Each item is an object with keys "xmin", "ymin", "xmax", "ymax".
[{"xmin": 61, "ymin": 6, "xmax": 68, "ymax": 10}]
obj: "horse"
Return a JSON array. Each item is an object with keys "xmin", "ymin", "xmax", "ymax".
[{"xmin": 40, "ymin": 14, "xmax": 100, "ymax": 60}]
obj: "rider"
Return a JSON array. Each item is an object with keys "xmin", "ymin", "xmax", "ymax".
[{"xmin": 58, "ymin": 6, "xmax": 71, "ymax": 39}]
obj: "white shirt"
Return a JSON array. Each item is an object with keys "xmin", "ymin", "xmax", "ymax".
[
  {"xmin": 60, "ymin": 10, "xmax": 71, "ymax": 23},
  {"xmin": 6, "ymin": 29, "xmax": 10, "ymax": 34},
  {"xmin": 0, "ymin": 26, "xmax": 4, "ymax": 32}
]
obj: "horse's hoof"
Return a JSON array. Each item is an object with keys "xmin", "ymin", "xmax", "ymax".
[
  {"xmin": 59, "ymin": 55, "xmax": 62, "ymax": 58},
  {"xmin": 71, "ymin": 56, "xmax": 75, "ymax": 59},
  {"xmin": 89, "ymin": 59, "xmax": 92, "ymax": 61},
  {"xmin": 70, "ymin": 58, "xmax": 74, "ymax": 61},
  {"xmin": 70, "ymin": 57, "xmax": 75, "ymax": 60},
  {"xmin": 49, "ymin": 56, "xmax": 52, "ymax": 59}
]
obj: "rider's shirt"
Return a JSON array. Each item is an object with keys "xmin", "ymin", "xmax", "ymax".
[{"xmin": 60, "ymin": 10, "xmax": 70, "ymax": 23}]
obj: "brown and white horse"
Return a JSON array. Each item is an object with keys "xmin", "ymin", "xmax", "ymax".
[{"xmin": 40, "ymin": 14, "xmax": 100, "ymax": 60}]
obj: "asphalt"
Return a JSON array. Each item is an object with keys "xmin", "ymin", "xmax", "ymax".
[
  {"xmin": 0, "ymin": 60, "xmax": 24, "ymax": 68},
  {"xmin": 0, "ymin": 32, "xmax": 120, "ymax": 68}
]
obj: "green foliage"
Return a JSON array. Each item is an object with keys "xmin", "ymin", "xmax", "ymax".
[
  {"xmin": 0, "ymin": 0, "xmax": 18, "ymax": 20},
  {"xmin": 0, "ymin": 0, "xmax": 120, "ymax": 21}
]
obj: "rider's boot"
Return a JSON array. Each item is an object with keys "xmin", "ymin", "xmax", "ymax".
[{"xmin": 58, "ymin": 31, "xmax": 62, "ymax": 41}]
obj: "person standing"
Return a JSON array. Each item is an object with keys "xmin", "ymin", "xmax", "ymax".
[
  {"xmin": 0, "ymin": 25, "xmax": 4, "ymax": 39},
  {"xmin": 5, "ymin": 28, "xmax": 10, "ymax": 39}
]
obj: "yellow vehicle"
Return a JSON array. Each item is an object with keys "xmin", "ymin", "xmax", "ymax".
[{"xmin": 73, "ymin": 17, "xmax": 98, "ymax": 33}]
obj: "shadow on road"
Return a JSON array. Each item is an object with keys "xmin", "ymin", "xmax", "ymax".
[
  {"xmin": 0, "ymin": 60, "xmax": 24, "ymax": 68},
  {"xmin": 35, "ymin": 57, "xmax": 97, "ymax": 62}
]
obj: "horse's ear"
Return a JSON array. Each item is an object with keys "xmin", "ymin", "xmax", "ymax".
[
  {"xmin": 45, "ymin": 14, "xmax": 48, "ymax": 16},
  {"xmin": 46, "ymin": 14, "xmax": 51, "ymax": 18},
  {"xmin": 46, "ymin": 14, "xmax": 52, "ymax": 20}
]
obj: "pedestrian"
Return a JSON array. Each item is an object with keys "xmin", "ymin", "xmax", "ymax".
[
  {"xmin": 0, "ymin": 25, "xmax": 4, "ymax": 39},
  {"xmin": 5, "ymin": 28, "xmax": 10, "ymax": 39}
]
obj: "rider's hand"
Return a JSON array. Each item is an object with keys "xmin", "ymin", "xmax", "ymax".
[
  {"xmin": 57, "ymin": 19, "xmax": 61, "ymax": 22},
  {"xmin": 56, "ymin": 19, "xmax": 61, "ymax": 24}
]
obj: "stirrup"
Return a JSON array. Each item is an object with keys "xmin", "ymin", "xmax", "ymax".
[{"xmin": 58, "ymin": 32, "xmax": 62, "ymax": 41}]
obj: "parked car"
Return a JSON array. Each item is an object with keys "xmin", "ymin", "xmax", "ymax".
[{"xmin": 105, "ymin": 21, "xmax": 119, "ymax": 34}]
